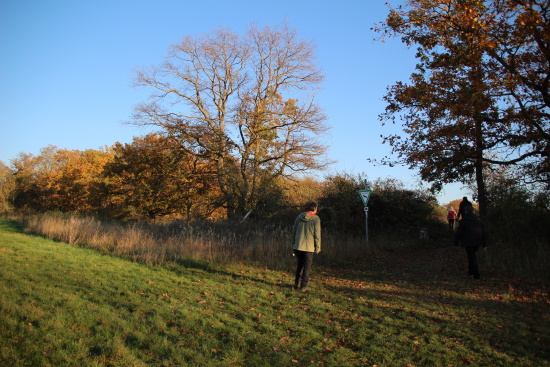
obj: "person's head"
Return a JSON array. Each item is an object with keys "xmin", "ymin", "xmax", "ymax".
[
  {"xmin": 463, "ymin": 196, "xmax": 468, "ymax": 201},
  {"xmin": 305, "ymin": 201, "xmax": 318, "ymax": 213}
]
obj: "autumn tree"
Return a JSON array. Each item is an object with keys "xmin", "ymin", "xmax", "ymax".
[
  {"xmin": 131, "ymin": 23, "xmax": 330, "ymax": 217},
  {"xmin": 0, "ymin": 161, "xmax": 15, "ymax": 212},
  {"xmin": 284, "ymin": 176, "xmax": 324, "ymax": 208},
  {"xmin": 103, "ymin": 133, "xmax": 219, "ymax": 220},
  {"xmin": 11, "ymin": 146, "xmax": 59, "ymax": 212},
  {"xmin": 46, "ymin": 148, "xmax": 113, "ymax": 212},
  {"xmin": 375, "ymin": 0, "xmax": 550, "ymax": 219},
  {"xmin": 10, "ymin": 146, "xmax": 113, "ymax": 213}
]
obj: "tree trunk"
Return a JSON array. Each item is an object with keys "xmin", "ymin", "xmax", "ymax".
[{"xmin": 474, "ymin": 116, "xmax": 487, "ymax": 221}]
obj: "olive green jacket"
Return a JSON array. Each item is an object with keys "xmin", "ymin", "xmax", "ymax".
[{"xmin": 291, "ymin": 212, "xmax": 321, "ymax": 253}]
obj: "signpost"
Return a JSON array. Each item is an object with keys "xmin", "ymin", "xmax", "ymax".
[{"xmin": 358, "ymin": 190, "xmax": 372, "ymax": 245}]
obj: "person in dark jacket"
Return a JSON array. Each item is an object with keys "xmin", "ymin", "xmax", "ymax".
[
  {"xmin": 457, "ymin": 196, "xmax": 472, "ymax": 221},
  {"xmin": 454, "ymin": 205, "xmax": 487, "ymax": 279},
  {"xmin": 291, "ymin": 201, "xmax": 321, "ymax": 292}
]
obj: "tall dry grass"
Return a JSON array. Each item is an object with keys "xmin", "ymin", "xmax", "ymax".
[
  {"xmin": 16, "ymin": 213, "xmax": 372, "ymax": 268},
  {"xmin": 9, "ymin": 211, "xmax": 549, "ymax": 281}
]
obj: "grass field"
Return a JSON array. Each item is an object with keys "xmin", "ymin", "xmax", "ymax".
[{"xmin": 1, "ymin": 218, "xmax": 549, "ymax": 366}]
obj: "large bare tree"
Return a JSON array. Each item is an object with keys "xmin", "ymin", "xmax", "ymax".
[{"xmin": 131, "ymin": 23, "xmax": 330, "ymax": 217}]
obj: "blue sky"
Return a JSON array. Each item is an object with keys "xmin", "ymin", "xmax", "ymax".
[{"xmin": 0, "ymin": 0, "xmax": 468, "ymax": 204}]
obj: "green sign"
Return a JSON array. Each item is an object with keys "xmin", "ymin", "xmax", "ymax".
[{"xmin": 358, "ymin": 190, "xmax": 372, "ymax": 206}]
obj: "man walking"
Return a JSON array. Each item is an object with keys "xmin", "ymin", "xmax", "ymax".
[
  {"xmin": 292, "ymin": 201, "xmax": 321, "ymax": 292},
  {"xmin": 454, "ymin": 205, "xmax": 487, "ymax": 279}
]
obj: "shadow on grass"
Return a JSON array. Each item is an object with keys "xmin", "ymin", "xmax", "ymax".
[
  {"xmin": 322, "ymin": 278, "xmax": 549, "ymax": 363},
  {"xmin": 0, "ymin": 218, "xmax": 25, "ymax": 233},
  {"xmin": 166, "ymin": 257, "xmax": 299, "ymax": 292},
  {"xmin": 317, "ymin": 243, "xmax": 550, "ymax": 364}
]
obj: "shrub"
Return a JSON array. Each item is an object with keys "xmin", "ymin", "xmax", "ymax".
[
  {"xmin": 319, "ymin": 173, "xmax": 443, "ymax": 241},
  {"xmin": 484, "ymin": 183, "xmax": 550, "ymax": 281}
]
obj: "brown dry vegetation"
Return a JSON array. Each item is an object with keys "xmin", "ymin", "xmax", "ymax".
[{"xmin": 15, "ymin": 213, "xmax": 376, "ymax": 268}]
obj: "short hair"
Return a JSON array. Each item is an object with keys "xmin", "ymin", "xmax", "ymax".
[{"xmin": 305, "ymin": 201, "xmax": 318, "ymax": 212}]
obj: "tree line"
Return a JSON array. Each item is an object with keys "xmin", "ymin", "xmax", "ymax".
[
  {"xmin": 1, "ymin": 137, "xmax": 239, "ymax": 221},
  {"xmin": 0, "ymin": 141, "xmax": 444, "ymax": 237}
]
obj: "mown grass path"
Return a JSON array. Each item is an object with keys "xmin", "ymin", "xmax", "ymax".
[{"xmin": 1, "ymin": 218, "xmax": 548, "ymax": 366}]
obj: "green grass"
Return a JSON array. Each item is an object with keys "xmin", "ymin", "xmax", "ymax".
[{"xmin": 1, "ymin": 218, "xmax": 548, "ymax": 366}]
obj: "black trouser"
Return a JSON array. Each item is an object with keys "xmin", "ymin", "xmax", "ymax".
[
  {"xmin": 465, "ymin": 246, "xmax": 480, "ymax": 279},
  {"xmin": 294, "ymin": 250, "xmax": 314, "ymax": 288},
  {"xmin": 448, "ymin": 219, "xmax": 455, "ymax": 230}
]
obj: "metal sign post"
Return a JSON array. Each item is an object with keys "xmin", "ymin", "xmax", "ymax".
[
  {"xmin": 358, "ymin": 190, "xmax": 372, "ymax": 246},
  {"xmin": 364, "ymin": 206, "xmax": 369, "ymax": 245}
]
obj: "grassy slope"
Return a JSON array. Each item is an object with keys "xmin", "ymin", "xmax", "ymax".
[{"xmin": 0, "ymin": 218, "xmax": 548, "ymax": 367}]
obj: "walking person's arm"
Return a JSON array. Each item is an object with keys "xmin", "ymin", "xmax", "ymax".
[{"xmin": 314, "ymin": 217, "xmax": 321, "ymax": 253}]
